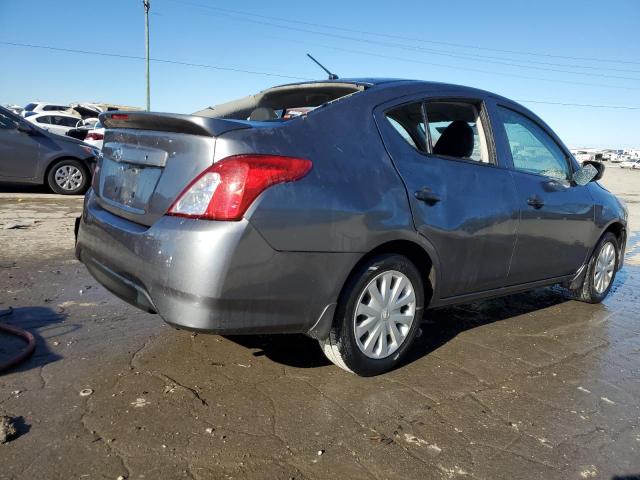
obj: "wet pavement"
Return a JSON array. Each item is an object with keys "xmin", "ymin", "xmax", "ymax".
[{"xmin": 0, "ymin": 169, "xmax": 639, "ymax": 480}]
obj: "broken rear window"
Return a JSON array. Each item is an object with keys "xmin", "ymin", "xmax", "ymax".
[{"xmin": 193, "ymin": 82, "xmax": 366, "ymax": 122}]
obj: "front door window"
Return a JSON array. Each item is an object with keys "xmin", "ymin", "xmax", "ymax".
[{"xmin": 498, "ymin": 107, "xmax": 570, "ymax": 181}]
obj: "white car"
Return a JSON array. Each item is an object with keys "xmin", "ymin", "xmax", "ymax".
[
  {"xmin": 84, "ymin": 120, "xmax": 105, "ymax": 149},
  {"xmin": 22, "ymin": 102, "xmax": 74, "ymax": 117},
  {"xmin": 25, "ymin": 112, "xmax": 85, "ymax": 137},
  {"xmin": 619, "ymin": 159, "xmax": 640, "ymax": 169}
]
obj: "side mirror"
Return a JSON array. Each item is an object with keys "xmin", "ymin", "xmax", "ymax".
[{"xmin": 573, "ymin": 161, "xmax": 604, "ymax": 186}]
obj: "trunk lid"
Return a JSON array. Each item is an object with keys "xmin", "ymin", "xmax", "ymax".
[{"xmin": 93, "ymin": 111, "xmax": 251, "ymax": 226}]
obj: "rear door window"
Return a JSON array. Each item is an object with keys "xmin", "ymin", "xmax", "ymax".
[
  {"xmin": 498, "ymin": 106, "xmax": 570, "ymax": 180},
  {"xmin": 51, "ymin": 116, "xmax": 78, "ymax": 127},
  {"xmin": 425, "ymin": 101, "xmax": 490, "ymax": 163}
]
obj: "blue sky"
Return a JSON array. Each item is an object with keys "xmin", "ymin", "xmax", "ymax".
[{"xmin": 1, "ymin": 0, "xmax": 638, "ymax": 148}]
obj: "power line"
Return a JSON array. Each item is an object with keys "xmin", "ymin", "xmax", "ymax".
[
  {"xmin": 166, "ymin": 0, "xmax": 640, "ymax": 68},
  {"xmin": 258, "ymin": 33, "xmax": 640, "ymax": 92},
  {"xmin": 516, "ymin": 100, "xmax": 640, "ymax": 110},
  {"xmin": 0, "ymin": 41, "xmax": 311, "ymax": 81},
  {"xmin": 163, "ymin": 2, "xmax": 640, "ymax": 83},
  {"xmin": 1, "ymin": 40, "xmax": 638, "ymax": 111}
]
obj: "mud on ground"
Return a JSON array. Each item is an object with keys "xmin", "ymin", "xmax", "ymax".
[{"xmin": 0, "ymin": 170, "xmax": 639, "ymax": 479}]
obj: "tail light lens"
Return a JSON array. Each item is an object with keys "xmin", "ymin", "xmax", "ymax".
[
  {"xmin": 167, "ymin": 154, "xmax": 312, "ymax": 221},
  {"xmin": 86, "ymin": 132, "xmax": 104, "ymax": 141}
]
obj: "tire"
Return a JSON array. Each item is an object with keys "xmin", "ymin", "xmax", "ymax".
[
  {"xmin": 572, "ymin": 232, "xmax": 619, "ymax": 303},
  {"xmin": 320, "ymin": 254, "xmax": 425, "ymax": 376},
  {"xmin": 46, "ymin": 159, "xmax": 89, "ymax": 195}
]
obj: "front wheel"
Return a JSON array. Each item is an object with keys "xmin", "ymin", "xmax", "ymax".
[
  {"xmin": 320, "ymin": 254, "xmax": 424, "ymax": 376},
  {"xmin": 572, "ymin": 232, "xmax": 619, "ymax": 303},
  {"xmin": 47, "ymin": 159, "xmax": 89, "ymax": 195}
]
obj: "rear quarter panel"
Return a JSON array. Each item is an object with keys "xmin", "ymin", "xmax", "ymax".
[{"xmin": 216, "ymin": 89, "xmax": 418, "ymax": 254}]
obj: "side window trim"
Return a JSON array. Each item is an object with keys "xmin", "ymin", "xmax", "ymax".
[{"xmin": 496, "ymin": 103, "xmax": 575, "ymax": 178}]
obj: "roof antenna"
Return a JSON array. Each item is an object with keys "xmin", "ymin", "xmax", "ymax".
[{"xmin": 307, "ymin": 53, "xmax": 339, "ymax": 80}]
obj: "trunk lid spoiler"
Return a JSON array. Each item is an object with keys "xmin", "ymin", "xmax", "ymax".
[{"xmin": 99, "ymin": 111, "xmax": 252, "ymax": 137}]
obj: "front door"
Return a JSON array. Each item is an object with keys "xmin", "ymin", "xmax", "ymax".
[
  {"xmin": 376, "ymin": 96, "xmax": 519, "ymax": 298},
  {"xmin": 490, "ymin": 103, "xmax": 596, "ymax": 283},
  {"xmin": 0, "ymin": 110, "xmax": 41, "ymax": 179}
]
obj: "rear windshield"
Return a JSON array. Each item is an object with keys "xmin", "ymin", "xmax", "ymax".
[
  {"xmin": 194, "ymin": 82, "xmax": 366, "ymax": 122},
  {"xmin": 24, "ymin": 103, "xmax": 38, "ymax": 111}
]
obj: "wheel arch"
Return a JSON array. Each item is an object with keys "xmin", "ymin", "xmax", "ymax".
[
  {"xmin": 352, "ymin": 240, "xmax": 436, "ymax": 305},
  {"xmin": 307, "ymin": 238, "xmax": 438, "ymax": 340},
  {"xmin": 602, "ymin": 220, "xmax": 627, "ymax": 269}
]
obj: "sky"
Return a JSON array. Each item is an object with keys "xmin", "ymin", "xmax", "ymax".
[{"xmin": 1, "ymin": 0, "xmax": 638, "ymax": 148}]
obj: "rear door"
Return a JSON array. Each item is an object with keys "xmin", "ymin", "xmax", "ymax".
[
  {"xmin": 488, "ymin": 100, "xmax": 595, "ymax": 283},
  {"xmin": 375, "ymin": 94, "xmax": 519, "ymax": 298}
]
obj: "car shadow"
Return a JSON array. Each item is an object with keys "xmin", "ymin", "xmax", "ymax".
[
  {"xmin": 225, "ymin": 286, "xmax": 572, "ymax": 370},
  {"xmin": 403, "ymin": 287, "xmax": 571, "ymax": 366},
  {"xmin": 0, "ymin": 306, "xmax": 74, "ymax": 375},
  {"xmin": 0, "ymin": 182, "xmax": 50, "ymax": 194},
  {"xmin": 225, "ymin": 332, "xmax": 332, "ymax": 368}
]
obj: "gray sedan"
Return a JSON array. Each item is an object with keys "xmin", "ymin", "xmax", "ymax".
[
  {"xmin": 76, "ymin": 79, "xmax": 627, "ymax": 376},
  {"xmin": 0, "ymin": 106, "xmax": 99, "ymax": 195}
]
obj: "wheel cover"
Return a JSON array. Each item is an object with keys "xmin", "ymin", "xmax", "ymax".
[
  {"xmin": 353, "ymin": 270, "xmax": 416, "ymax": 359},
  {"xmin": 593, "ymin": 241, "xmax": 616, "ymax": 294},
  {"xmin": 54, "ymin": 165, "xmax": 83, "ymax": 191}
]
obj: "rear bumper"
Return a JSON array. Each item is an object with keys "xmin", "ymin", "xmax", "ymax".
[{"xmin": 76, "ymin": 190, "xmax": 356, "ymax": 334}]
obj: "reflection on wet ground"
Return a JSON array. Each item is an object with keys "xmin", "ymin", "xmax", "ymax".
[{"xmin": 1, "ymin": 173, "xmax": 639, "ymax": 479}]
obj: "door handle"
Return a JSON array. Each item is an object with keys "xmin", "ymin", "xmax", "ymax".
[
  {"xmin": 527, "ymin": 196, "xmax": 545, "ymax": 209},
  {"xmin": 415, "ymin": 188, "xmax": 441, "ymax": 205}
]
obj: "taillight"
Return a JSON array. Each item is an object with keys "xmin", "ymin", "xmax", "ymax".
[
  {"xmin": 167, "ymin": 154, "xmax": 312, "ymax": 221},
  {"xmin": 86, "ymin": 132, "xmax": 104, "ymax": 141}
]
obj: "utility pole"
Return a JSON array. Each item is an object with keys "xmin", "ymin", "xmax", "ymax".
[{"xmin": 143, "ymin": 0, "xmax": 151, "ymax": 111}]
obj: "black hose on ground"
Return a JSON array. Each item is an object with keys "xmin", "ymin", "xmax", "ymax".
[{"xmin": 0, "ymin": 308, "xmax": 36, "ymax": 372}]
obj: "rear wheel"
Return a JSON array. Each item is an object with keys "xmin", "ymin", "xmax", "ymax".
[
  {"xmin": 320, "ymin": 254, "xmax": 424, "ymax": 376},
  {"xmin": 47, "ymin": 159, "xmax": 89, "ymax": 195},
  {"xmin": 572, "ymin": 232, "xmax": 619, "ymax": 303}
]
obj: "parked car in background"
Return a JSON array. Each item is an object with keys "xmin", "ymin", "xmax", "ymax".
[
  {"xmin": 25, "ymin": 112, "xmax": 85, "ymax": 137},
  {"xmin": 70, "ymin": 103, "xmax": 102, "ymax": 119},
  {"xmin": 65, "ymin": 118, "xmax": 100, "ymax": 141},
  {"xmin": 619, "ymin": 159, "xmax": 640, "ymax": 169},
  {"xmin": 76, "ymin": 79, "xmax": 627, "ymax": 376},
  {"xmin": 5, "ymin": 104, "xmax": 23, "ymax": 116},
  {"xmin": 83, "ymin": 121, "xmax": 105, "ymax": 149},
  {"xmin": 0, "ymin": 106, "xmax": 98, "ymax": 194},
  {"xmin": 22, "ymin": 102, "xmax": 74, "ymax": 117},
  {"xmin": 65, "ymin": 125, "xmax": 92, "ymax": 141}
]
